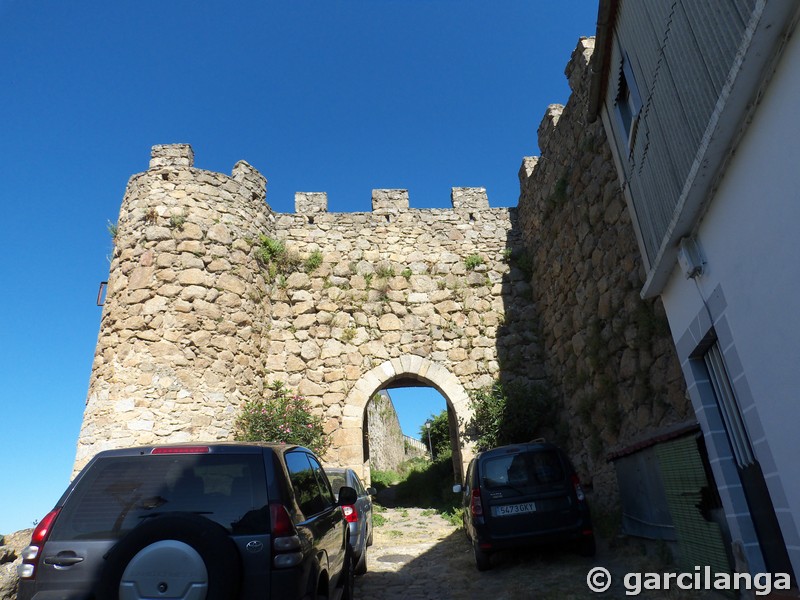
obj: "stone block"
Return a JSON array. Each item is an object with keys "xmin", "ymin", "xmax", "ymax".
[
  {"xmin": 371, "ymin": 189, "xmax": 409, "ymax": 213},
  {"xmin": 295, "ymin": 192, "xmax": 328, "ymax": 214},
  {"xmin": 451, "ymin": 187, "xmax": 489, "ymax": 211},
  {"xmin": 150, "ymin": 144, "xmax": 194, "ymax": 169}
]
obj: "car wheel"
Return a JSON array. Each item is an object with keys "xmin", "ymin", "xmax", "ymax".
[
  {"xmin": 339, "ymin": 549, "xmax": 355, "ymax": 600},
  {"xmin": 473, "ymin": 541, "xmax": 492, "ymax": 572},
  {"xmin": 354, "ymin": 544, "xmax": 367, "ymax": 576},
  {"xmin": 366, "ymin": 523, "xmax": 373, "ymax": 547},
  {"xmin": 95, "ymin": 513, "xmax": 241, "ymax": 600}
]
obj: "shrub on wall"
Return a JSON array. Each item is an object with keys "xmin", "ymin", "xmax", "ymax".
[
  {"xmin": 465, "ymin": 380, "xmax": 558, "ymax": 452},
  {"xmin": 234, "ymin": 381, "xmax": 329, "ymax": 456}
]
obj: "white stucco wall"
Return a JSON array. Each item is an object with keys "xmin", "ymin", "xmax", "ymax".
[{"xmin": 661, "ymin": 26, "xmax": 800, "ymax": 571}]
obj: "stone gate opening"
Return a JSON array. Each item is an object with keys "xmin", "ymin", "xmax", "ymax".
[
  {"xmin": 363, "ymin": 384, "xmax": 450, "ymax": 483},
  {"xmin": 344, "ymin": 356, "xmax": 474, "ymax": 483}
]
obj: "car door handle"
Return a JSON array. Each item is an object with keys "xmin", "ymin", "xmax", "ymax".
[{"xmin": 44, "ymin": 555, "xmax": 84, "ymax": 566}]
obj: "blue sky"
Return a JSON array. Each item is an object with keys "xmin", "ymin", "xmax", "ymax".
[{"xmin": 0, "ymin": 1, "xmax": 598, "ymax": 533}]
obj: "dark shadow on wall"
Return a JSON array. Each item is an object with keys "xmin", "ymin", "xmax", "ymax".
[
  {"xmin": 496, "ymin": 39, "xmax": 693, "ymax": 515},
  {"xmin": 469, "ymin": 206, "xmax": 563, "ymax": 450}
]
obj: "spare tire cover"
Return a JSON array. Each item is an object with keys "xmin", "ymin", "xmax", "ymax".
[{"xmin": 95, "ymin": 513, "xmax": 241, "ymax": 600}]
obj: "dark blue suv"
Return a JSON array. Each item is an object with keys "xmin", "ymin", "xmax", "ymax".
[
  {"xmin": 454, "ymin": 441, "xmax": 595, "ymax": 570},
  {"xmin": 18, "ymin": 443, "xmax": 357, "ymax": 600}
]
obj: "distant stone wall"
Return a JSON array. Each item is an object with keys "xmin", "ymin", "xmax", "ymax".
[
  {"xmin": 404, "ymin": 435, "xmax": 428, "ymax": 459},
  {"xmin": 365, "ymin": 390, "xmax": 405, "ymax": 472},
  {"xmin": 516, "ymin": 39, "xmax": 692, "ymax": 508}
]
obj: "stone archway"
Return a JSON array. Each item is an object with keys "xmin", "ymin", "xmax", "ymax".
[{"xmin": 339, "ymin": 355, "xmax": 475, "ymax": 482}]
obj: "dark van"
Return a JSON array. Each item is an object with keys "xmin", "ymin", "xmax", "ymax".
[{"xmin": 454, "ymin": 440, "xmax": 595, "ymax": 570}]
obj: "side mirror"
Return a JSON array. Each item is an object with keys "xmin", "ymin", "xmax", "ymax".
[
  {"xmin": 366, "ymin": 487, "xmax": 377, "ymax": 497},
  {"xmin": 452, "ymin": 484, "xmax": 463, "ymax": 494},
  {"xmin": 338, "ymin": 485, "xmax": 357, "ymax": 506}
]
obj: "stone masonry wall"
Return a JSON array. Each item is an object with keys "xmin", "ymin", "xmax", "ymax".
[
  {"xmin": 365, "ymin": 390, "xmax": 406, "ymax": 473},
  {"xmin": 517, "ymin": 39, "xmax": 692, "ymax": 509},
  {"xmin": 76, "ymin": 145, "xmax": 275, "ymax": 468},
  {"xmin": 76, "ymin": 148, "xmax": 543, "ymax": 477},
  {"xmin": 75, "ymin": 39, "xmax": 692, "ymax": 513},
  {"xmin": 252, "ymin": 188, "xmax": 541, "ymax": 471}
]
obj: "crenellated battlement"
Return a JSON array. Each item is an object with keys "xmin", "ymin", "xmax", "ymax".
[
  {"xmin": 149, "ymin": 143, "xmax": 195, "ymax": 169},
  {"xmin": 76, "ymin": 141, "xmax": 534, "ymax": 476},
  {"xmin": 143, "ymin": 143, "xmax": 497, "ymax": 220}
]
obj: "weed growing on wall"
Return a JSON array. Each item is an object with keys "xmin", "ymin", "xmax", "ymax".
[
  {"xmin": 304, "ymin": 250, "xmax": 323, "ymax": 273},
  {"xmin": 234, "ymin": 381, "xmax": 329, "ymax": 456},
  {"xmin": 253, "ymin": 235, "xmax": 302, "ymax": 279},
  {"xmin": 168, "ymin": 213, "xmax": 187, "ymax": 230},
  {"xmin": 464, "ymin": 254, "xmax": 484, "ymax": 270},
  {"xmin": 376, "ymin": 263, "xmax": 395, "ymax": 278}
]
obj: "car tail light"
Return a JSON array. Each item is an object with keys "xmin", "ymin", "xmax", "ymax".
[
  {"xmin": 571, "ymin": 474, "xmax": 586, "ymax": 502},
  {"xmin": 342, "ymin": 505, "xmax": 358, "ymax": 524},
  {"xmin": 270, "ymin": 504, "xmax": 302, "ymax": 568},
  {"xmin": 18, "ymin": 508, "xmax": 61, "ymax": 579},
  {"xmin": 470, "ymin": 487, "xmax": 483, "ymax": 517}
]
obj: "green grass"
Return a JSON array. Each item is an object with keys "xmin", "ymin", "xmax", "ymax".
[{"xmin": 370, "ymin": 455, "xmax": 461, "ymax": 519}]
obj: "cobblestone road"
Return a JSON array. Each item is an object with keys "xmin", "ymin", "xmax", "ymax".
[{"xmin": 354, "ymin": 507, "xmax": 725, "ymax": 600}]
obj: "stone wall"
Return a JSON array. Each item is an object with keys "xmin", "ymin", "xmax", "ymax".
[
  {"xmin": 365, "ymin": 390, "xmax": 406, "ymax": 472},
  {"xmin": 76, "ymin": 148, "xmax": 544, "ymax": 478},
  {"xmin": 516, "ymin": 38, "xmax": 692, "ymax": 508},
  {"xmin": 0, "ymin": 530, "xmax": 31, "ymax": 600},
  {"xmin": 76, "ymin": 145, "xmax": 275, "ymax": 469},
  {"xmin": 75, "ymin": 39, "xmax": 692, "ymax": 512}
]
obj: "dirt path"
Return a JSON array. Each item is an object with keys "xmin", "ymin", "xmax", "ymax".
[{"xmin": 354, "ymin": 507, "xmax": 724, "ymax": 599}]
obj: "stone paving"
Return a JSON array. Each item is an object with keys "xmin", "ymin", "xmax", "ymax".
[{"xmin": 354, "ymin": 507, "xmax": 725, "ymax": 600}]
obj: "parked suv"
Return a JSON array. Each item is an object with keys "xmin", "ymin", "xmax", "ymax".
[
  {"xmin": 454, "ymin": 440, "xmax": 595, "ymax": 570},
  {"xmin": 17, "ymin": 443, "xmax": 357, "ymax": 600}
]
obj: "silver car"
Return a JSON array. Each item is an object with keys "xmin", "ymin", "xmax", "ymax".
[{"xmin": 325, "ymin": 468, "xmax": 376, "ymax": 575}]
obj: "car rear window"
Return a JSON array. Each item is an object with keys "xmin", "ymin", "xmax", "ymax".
[
  {"xmin": 327, "ymin": 472, "xmax": 347, "ymax": 495},
  {"xmin": 481, "ymin": 450, "xmax": 565, "ymax": 489},
  {"xmin": 50, "ymin": 453, "xmax": 269, "ymax": 541}
]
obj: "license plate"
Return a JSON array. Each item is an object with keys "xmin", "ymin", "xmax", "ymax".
[{"xmin": 493, "ymin": 502, "xmax": 536, "ymax": 517}]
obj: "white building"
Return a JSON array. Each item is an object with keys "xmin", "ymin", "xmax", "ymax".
[{"xmin": 590, "ymin": 0, "xmax": 800, "ymax": 581}]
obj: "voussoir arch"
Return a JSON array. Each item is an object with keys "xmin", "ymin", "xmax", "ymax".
[{"xmin": 342, "ymin": 355, "xmax": 474, "ymax": 480}]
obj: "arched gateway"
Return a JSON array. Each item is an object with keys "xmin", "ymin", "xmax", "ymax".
[
  {"xmin": 345, "ymin": 356, "xmax": 472, "ymax": 480},
  {"xmin": 74, "ymin": 145, "xmax": 544, "ymax": 477}
]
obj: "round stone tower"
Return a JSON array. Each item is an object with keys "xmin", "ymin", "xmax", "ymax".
[{"xmin": 75, "ymin": 144, "xmax": 273, "ymax": 470}]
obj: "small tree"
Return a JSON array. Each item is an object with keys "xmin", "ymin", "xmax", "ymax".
[
  {"xmin": 234, "ymin": 381, "xmax": 329, "ymax": 456},
  {"xmin": 465, "ymin": 380, "xmax": 557, "ymax": 452},
  {"xmin": 419, "ymin": 409, "xmax": 452, "ymax": 459}
]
